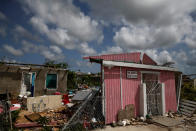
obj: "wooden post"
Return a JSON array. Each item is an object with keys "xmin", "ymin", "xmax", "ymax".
[{"xmin": 6, "ymin": 90, "xmax": 12, "ymax": 130}]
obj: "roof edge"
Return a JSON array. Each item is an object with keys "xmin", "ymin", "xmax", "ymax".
[{"xmin": 103, "ymin": 60, "xmax": 179, "ymax": 72}]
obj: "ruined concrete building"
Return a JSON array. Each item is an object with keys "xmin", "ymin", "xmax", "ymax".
[{"xmin": 0, "ymin": 62, "xmax": 68, "ymax": 98}]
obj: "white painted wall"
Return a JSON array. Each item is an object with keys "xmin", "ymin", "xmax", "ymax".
[
  {"xmin": 140, "ymin": 83, "xmax": 147, "ymax": 118},
  {"xmin": 161, "ymin": 83, "xmax": 166, "ymax": 115}
]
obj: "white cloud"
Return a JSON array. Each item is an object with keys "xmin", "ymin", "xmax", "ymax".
[
  {"xmin": 21, "ymin": 0, "xmax": 103, "ymax": 52},
  {"xmin": 82, "ymin": 0, "xmax": 196, "ymax": 26},
  {"xmin": 3, "ymin": 45, "xmax": 23, "ymax": 56},
  {"xmin": 113, "ymin": 16, "xmax": 195, "ymax": 50},
  {"xmin": 172, "ymin": 50, "xmax": 188, "ymax": 62},
  {"xmin": 41, "ymin": 50, "xmax": 56, "ymax": 61},
  {"xmin": 144, "ymin": 49, "xmax": 173, "ymax": 65},
  {"xmin": 76, "ymin": 60, "xmax": 94, "ymax": 68},
  {"xmin": 184, "ymin": 23, "xmax": 196, "ymax": 48},
  {"xmin": 22, "ymin": 40, "xmax": 65, "ymax": 61},
  {"xmin": 0, "ymin": 26, "xmax": 6, "ymax": 37},
  {"xmin": 22, "ymin": 40, "xmax": 39, "ymax": 53},
  {"xmin": 186, "ymin": 49, "xmax": 196, "ymax": 66},
  {"xmin": 101, "ymin": 46, "xmax": 123, "ymax": 54},
  {"xmin": 82, "ymin": 0, "xmax": 196, "ymax": 49},
  {"xmin": 0, "ymin": 11, "xmax": 7, "ymax": 21},
  {"xmin": 13, "ymin": 25, "xmax": 41, "ymax": 42},
  {"xmin": 78, "ymin": 42, "xmax": 97, "ymax": 56},
  {"xmin": 49, "ymin": 45, "xmax": 62, "ymax": 54}
]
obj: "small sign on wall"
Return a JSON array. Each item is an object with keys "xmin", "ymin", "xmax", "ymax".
[{"xmin": 127, "ymin": 71, "xmax": 138, "ymax": 79}]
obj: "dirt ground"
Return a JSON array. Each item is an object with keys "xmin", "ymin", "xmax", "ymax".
[{"xmin": 95, "ymin": 124, "xmax": 195, "ymax": 131}]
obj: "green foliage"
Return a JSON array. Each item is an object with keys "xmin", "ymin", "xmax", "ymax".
[
  {"xmin": 67, "ymin": 71, "xmax": 78, "ymax": 90},
  {"xmin": 36, "ymin": 116, "xmax": 49, "ymax": 125},
  {"xmin": 77, "ymin": 75, "xmax": 101, "ymax": 87},
  {"xmin": 181, "ymin": 81, "xmax": 196, "ymax": 101},
  {"xmin": 44, "ymin": 60, "xmax": 68, "ymax": 69},
  {"xmin": 67, "ymin": 72, "xmax": 101, "ymax": 90},
  {"xmin": 64, "ymin": 122, "xmax": 86, "ymax": 131},
  {"xmin": 11, "ymin": 110, "xmax": 20, "ymax": 123}
]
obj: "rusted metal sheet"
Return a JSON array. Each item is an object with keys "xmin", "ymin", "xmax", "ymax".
[
  {"xmin": 84, "ymin": 52, "xmax": 141, "ymax": 63},
  {"xmin": 142, "ymin": 53, "xmax": 157, "ymax": 65},
  {"xmin": 160, "ymin": 71, "xmax": 177, "ymax": 112}
]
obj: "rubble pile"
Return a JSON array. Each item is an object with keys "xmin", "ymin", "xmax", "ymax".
[{"xmin": 15, "ymin": 103, "xmax": 80, "ymax": 128}]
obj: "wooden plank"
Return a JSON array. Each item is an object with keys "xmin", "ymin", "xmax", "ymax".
[
  {"xmin": 179, "ymin": 108, "xmax": 194, "ymax": 114},
  {"xmin": 181, "ymin": 99, "xmax": 196, "ymax": 105},
  {"xmin": 14, "ymin": 122, "xmax": 41, "ymax": 128},
  {"xmin": 180, "ymin": 102, "xmax": 196, "ymax": 108},
  {"xmin": 180, "ymin": 111, "xmax": 192, "ymax": 117},
  {"xmin": 25, "ymin": 113, "xmax": 41, "ymax": 122},
  {"xmin": 179, "ymin": 105, "xmax": 195, "ymax": 111}
]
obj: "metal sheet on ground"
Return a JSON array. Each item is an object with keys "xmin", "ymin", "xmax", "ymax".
[
  {"xmin": 72, "ymin": 90, "xmax": 92, "ymax": 101},
  {"xmin": 152, "ymin": 116, "xmax": 184, "ymax": 127}
]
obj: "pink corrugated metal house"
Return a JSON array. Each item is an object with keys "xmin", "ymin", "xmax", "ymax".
[{"xmin": 84, "ymin": 52, "xmax": 182, "ymax": 124}]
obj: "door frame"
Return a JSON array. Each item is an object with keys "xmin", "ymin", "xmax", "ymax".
[
  {"xmin": 140, "ymin": 71, "xmax": 160, "ymax": 84},
  {"xmin": 140, "ymin": 71, "xmax": 162, "ymax": 115},
  {"xmin": 21, "ymin": 72, "xmax": 36, "ymax": 96}
]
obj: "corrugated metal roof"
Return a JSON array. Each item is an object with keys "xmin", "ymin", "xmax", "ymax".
[
  {"xmin": 103, "ymin": 60, "xmax": 179, "ymax": 72},
  {"xmin": 84, "ymin": 52, "xmax": 141, "ymax": 63},
  {"xmin": 72, "ymin": 90, "xmax": 92, "ymax": 101}
]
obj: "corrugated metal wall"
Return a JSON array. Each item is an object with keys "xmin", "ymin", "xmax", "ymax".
[
  {"xmin": 160, "ymin": 71, "xmax": 177, "ymax": 112},
  {"xmin": 104, "ymin": 66, "xmax": 121, "ymax": 124},
  {"xmin": 121, "ymin": 67, "xmax": 141, "ymax": 116},
  {"xmin": 104, "ymin": 66, "xmax": 141, "ymax": 124},
  {"xmin": 104, "ymin": 67, "xmax": 177, "ymax": 124}
]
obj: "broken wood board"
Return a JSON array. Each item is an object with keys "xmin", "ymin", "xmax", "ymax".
[
  {"xmin": 27, "ymin": 95, "xmax": 62, "ymax": 112},
  {"xmin": 25, "ymin": 113, "xmax": 41, "ymax": 122},
  {"xmin": 179, "ymin": 99, "xmax": 196, "ymax": 117},
  {"xmin": 152, "ymin": 116, "xmax": 184, "ymax": 127}
]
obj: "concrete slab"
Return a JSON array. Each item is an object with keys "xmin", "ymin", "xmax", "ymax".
[{"xmin": 27, "ymin": 95, "xmax": 62, "ymax": 112}]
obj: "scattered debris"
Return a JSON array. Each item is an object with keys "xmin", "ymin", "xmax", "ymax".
[{"xmin": 25, "ymin": 113, "xmax": 41, "ymax": 122}]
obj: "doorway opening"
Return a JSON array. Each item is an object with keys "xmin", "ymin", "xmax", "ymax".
[
  {"xmin": 142, "ymin": 72, "xmax": 161, "ymax": 115},
  {"xmin": 21, "ymin": 72, "xmax": 36, "ymax": 97}
]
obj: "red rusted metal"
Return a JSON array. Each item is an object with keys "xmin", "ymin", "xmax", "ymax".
[{"xmin": 142, "ymin": 53, "xmax": 157, "ymax": 65}]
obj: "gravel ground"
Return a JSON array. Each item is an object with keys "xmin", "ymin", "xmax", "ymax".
[{"xmin": 95, "ymin": 124, "xmax": 195, "ymax": 131}]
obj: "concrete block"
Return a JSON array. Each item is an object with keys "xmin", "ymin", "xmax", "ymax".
[{"xmin": 27, "ymin": 95, "xmax": 62, "ymax": 112}]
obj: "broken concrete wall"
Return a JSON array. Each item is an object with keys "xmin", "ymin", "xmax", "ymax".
[
  {"xmin": 0, "ymin": 64, "xmax": 68, "ymax": 98},
  {"xmin": 27, "ymin": 95, "xmax": 62, "ymax": 112},
  {"xmin": 0, "ymin": 65, "xmax": 22, "ymax": 98},
  {"xmin": 33, "ymin": 68, "xmax": 68, "ymax": 96}
]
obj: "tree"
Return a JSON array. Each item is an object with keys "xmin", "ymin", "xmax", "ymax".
[{"xmin": 44, "ymin": 60, "xmax": 68, "ymax": 69}]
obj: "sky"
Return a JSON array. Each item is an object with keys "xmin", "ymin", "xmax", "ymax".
[{"xmin": 0, "ymin": 0, "xmax": 196, "ymax": 74}]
